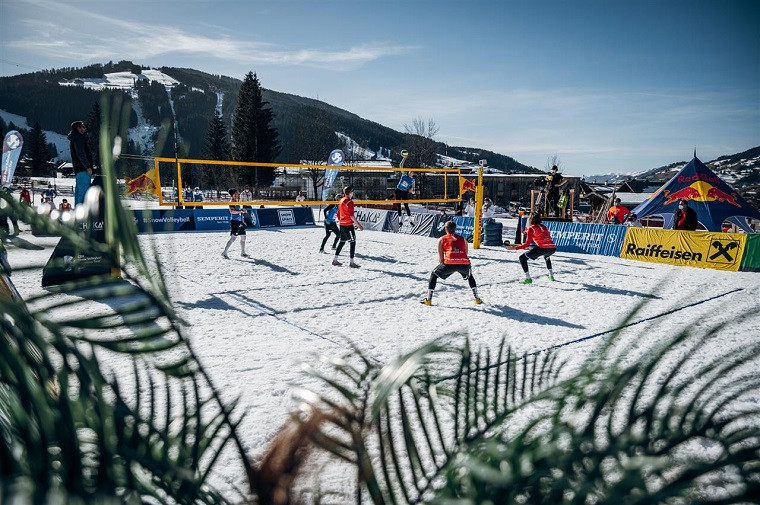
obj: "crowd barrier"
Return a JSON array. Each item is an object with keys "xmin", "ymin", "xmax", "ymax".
[
  {"xmin": 620, "ymin": 228, "xmax": 747, "ymax": 272},
  {"xmin": 133, "ymin": 207, "xmax": 316, "ymax": 233},
  {"xmin": 542, "ymin": 221, "xmax": 628, "ymax": 257},
  {"xmin": 741, "ymin": 234, "xmax": 760, "ymax": 271}
]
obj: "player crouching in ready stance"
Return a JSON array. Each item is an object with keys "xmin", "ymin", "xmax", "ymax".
[
  {"xmin": 422, "ymin": 220, "xmax": 481, "ymax": 306},
  {"xmin": 507, "ymin": 212, "xmax": 556, "ymax": 284}
]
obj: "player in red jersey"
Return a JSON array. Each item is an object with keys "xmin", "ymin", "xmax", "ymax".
[
  {"xmin": 507, "ymin": 213, "xmax": 556, "ymax": 284},
  {"xmin": 421, "ymin": 220, "xmax": 481, "ymax": 306},
  {"xmin": 332, "ymin": 186, "xmax": 363, "ymax": 268}
]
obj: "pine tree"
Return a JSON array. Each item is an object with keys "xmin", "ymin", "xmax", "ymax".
[
  {"xmin": 231, "ymin": 72, "xmax": 281, "ymax": 189},
  {"xmin": 26, "ymin": 122, "xmax": 51, "ymax": 175},
  {"xmin": 203, "ymin": 110, "xmax": 231, "ymax": 190},
  {"xmin": 86, "ymin": 101, "xmax": 102, "ymax": 167}
]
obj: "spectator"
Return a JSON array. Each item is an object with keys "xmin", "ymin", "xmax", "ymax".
[
  {"xmin": 673, "ymin": 199, "xmax": 698, "ymax": 231},
  {"xmin": 482, "ymin": 198, "xmax": 495, "ymax": 220},
  {"xmin": 421, "ymin": 220, "xmax": 481, "ymax": 306},
  {"xmin": 295, "ymin": 191, "xmax": 306, "ymax": 202},
  {"xmin": 183, "ymin": 186, "xmax": 194, "ymax": 202},
  {"xmin": 465, "ymin": 198, "xmax": 476, "ymax": 217},
  {"xmin": 59, "ymin": 198, "xmax": 72, "ymax": 211},
  {"xmin": 240, "ymin": 185, "xmax": 253, "ymax": 202},
  {"xmin": 606, "ymin": 197, "xmax": 630, "ymax": 224},
  {"xmin": 19, "ymin": 187, "xmax": 31, "ymax": 205},
  {"xmin": 43, "ymin": 185, "xmax": 57, "ymax": 203},
  {"xmin": 454, "ymin": 199, "xmax": 465, "ymax": 216},
  {"xmin": 545, "ymin": 165, "xmax": 567, "ymax": 217},
  {"xmin": 68, "ymin": 120, "xmax": 94, "ymax": 205},
  {"xmin": 193, "ymin": 187, "xmax": 204, "ymax": 209},
  {"xmin": 624, "ymin": 212, "xmax": 642, "ymax": 227}
]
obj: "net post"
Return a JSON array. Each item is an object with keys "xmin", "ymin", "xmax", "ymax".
[
  {"xmin": 473, "ymin": 165, "xmax": 484, "ymax": 249},
  {"xmin": 155, "ymin": 158, "xmax": 165, "ymax": 206},
  {"xmin": 176, "ymin": 159, "xmax": 184, "ymax": 208}
]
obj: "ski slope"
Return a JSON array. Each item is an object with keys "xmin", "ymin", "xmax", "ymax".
[{"xmin": 7, "ymin": 222, "xmax": 760, "ymax": 497}]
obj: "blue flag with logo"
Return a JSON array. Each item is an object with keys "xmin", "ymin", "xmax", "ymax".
[
  {"xmin": 1, "ymin": 131, "xmax": 24, "ymax": 188},
  {"xmin": 323, "ymin": 149, "xmax": 344, "ymax": 200}
]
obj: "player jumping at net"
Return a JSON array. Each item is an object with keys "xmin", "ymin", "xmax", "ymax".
[
  {"xmin": 332, "ymin": 185, "xmax": 363, "ymax": 268},
  {"xmin": 421, "ymin": 220, "xmax": 482, "ymax": 306},
  {"xmin": 222, "ymin": 188, "xmax": 249, "ymax": 259},
  {"xmin": 507, "ymin": 212, "xmax": 556, "ymax": 284}
]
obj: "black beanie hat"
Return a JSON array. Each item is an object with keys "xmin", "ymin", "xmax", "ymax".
[{"xmin": 229, "ymin": 188, "xmax": 238, "ymax": 196}]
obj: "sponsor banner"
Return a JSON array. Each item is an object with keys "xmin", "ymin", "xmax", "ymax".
[
  {"xmin": 543, "ymin": 221, "xmax": 628, "ymax": 256},
  {"xmin": 355, "ymin": 207, "xmax": 389, "ymax": 231},
  {"xmin": 130, "ymin": 208, "xmax": 314, "ymax": 233},
  {"xmin": 430, "ymin": 216, "xmax": 475, "ymax": 241},
  {"xmin": 1, "ymin": 130, "xmax": 23, "ymax": 187},
  {"xmin": 194, "ymin": 209, "xmax": 260, "ymax": 231},
  {"xmin": 620, "ymin": 228, "xmax": 746, "ymax": 271},
  {"xmin": 323, "ymin": 149, "xmax": 344, "ymax": 200},
  {"xmin": 257, "ymin": 207, "xmax": 315, "ymax": 228},
  {"xmin": 397, "ymin": 213, "xmax": 439, "ymax": 237},
  {"xmin": 740, "ymin": 234, "xmax": 760, "ymax": 272},
  {"xmin": 132, "ymin": 209, "xmax": 196, "ymax": 233}
]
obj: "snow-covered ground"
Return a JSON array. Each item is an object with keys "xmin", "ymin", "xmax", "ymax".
[{"xmin": 5, "ymin": 213, "xmax": 760, "ymax": 498}]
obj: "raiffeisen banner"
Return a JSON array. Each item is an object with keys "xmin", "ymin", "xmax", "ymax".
[
  {"xmin": 620, "ymin": 227, "xmax": 746, "ymax": 271},
  {"xmin": 1, "ymin": 131, "xmax": 24, "ymax": 187}
]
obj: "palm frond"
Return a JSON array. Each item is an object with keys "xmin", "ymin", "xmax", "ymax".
[{"xmin": 0, "ymin": 95, "xmax": 254, "ymax": 502}]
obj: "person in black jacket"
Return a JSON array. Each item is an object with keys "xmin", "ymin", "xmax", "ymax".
[
  {"xmin": 68, "ymin": 120, "xmax": 94, "ymax": 205},
  {"xmin": 673, "ymin": 199, "xmax": 698, "ymax": 231}
]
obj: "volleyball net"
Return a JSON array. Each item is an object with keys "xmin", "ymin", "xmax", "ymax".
[{"xmin": 137, "ymin": 157, "xmax": 473, "ymax": 208}]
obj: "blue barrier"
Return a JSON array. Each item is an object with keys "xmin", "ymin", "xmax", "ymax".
[
  {"xmin": 543, "ymin": 221, "xmax": 628, "ymax": 256},
  {"xmin": 132, "ymin": 207, "xmax": 315, "ymax": 233}
]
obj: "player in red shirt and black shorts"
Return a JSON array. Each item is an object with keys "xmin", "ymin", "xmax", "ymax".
[
  {"xmin": 332, "ymin": 186, "xmax": 364, "ymax": 268},
  {"xmin": 421, "ymin": 220, "xmax": 481, "ymax": 306},
  {"xmin": 508, "ymin": 213, "xmax": 556, "ymax": 284}
]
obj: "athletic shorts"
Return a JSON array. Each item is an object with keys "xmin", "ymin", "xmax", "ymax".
[
  {"xmin": 524, "ymin": 246, "xmax": 555, "ymax": 260},
  {"xmin": 339, "ymin": 225, "xmax": 356, "ymax": 242},
  {"xmin": 325, "ymin": 221, "xmax": 340, "ymax": 234},
  {"xmin": 230, "ymin": 220, "xmax": 246, "ymax": 236},
  {"xmin": 432, "ymin": 263, "xmax": 472, "ymax": 280}
]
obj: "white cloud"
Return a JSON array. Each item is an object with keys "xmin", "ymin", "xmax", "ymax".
[{"xmin": 10, "ymin": 0, "xmax": 411, "ymax": 68}]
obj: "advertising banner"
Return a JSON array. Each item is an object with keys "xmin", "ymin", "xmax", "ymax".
[
  {"xmin": 620, "ymin": 228, "xmax": 746, "ymax": 271},
  {"xmin": 257, "ymin": 207, "xmax": 315, "ymax": 228},
  {"xmin": 1, "ymin": 130, "xmax": 23, "ymax": 187},
  {"xmin": 739, "ymin": 233, "xmax": 760, "ymax": 272},
  {"xmin": 354, "ymin": 207, "xmax": 389, "ymax": 231},
  {"xmin": 194, "ymin": 209, "xmax": 259, "ymax": 231},
  {"xmin": 543, "ymin": 222, "xmax": 628, "ymax": 256},
  {"xmin": 132, "ymin": 209, "xmax": 196, "ymax": 233},
  {"xmin": 323, "ymin": 148, "xmax": 344, "ymax": 200},
  {"xmin": 430, "ymin": 216, "xmax": 475, "ymax": 241}
]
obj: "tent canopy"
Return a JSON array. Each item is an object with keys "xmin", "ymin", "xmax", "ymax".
[{"xmin": 630, "ymin": 156, "xmax": 760, "ymax": 232}]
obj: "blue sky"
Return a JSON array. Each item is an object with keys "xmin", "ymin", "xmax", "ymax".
[{"xmin": 1, "ymin": 0, "xmax": 758, "ymax": 176}]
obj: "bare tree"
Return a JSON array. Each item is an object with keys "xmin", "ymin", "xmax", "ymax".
[
  {"xmin": 401, "ymin": 117, "xmax": 440, "ymax": 169},
  {"xmin": 545, "ymin": 155, "xmax": 562, "ymax": 172}
]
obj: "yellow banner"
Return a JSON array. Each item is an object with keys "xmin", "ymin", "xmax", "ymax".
[{"xmin": 620, "ymin": 228, "xmax": 747, "ymax": 271}]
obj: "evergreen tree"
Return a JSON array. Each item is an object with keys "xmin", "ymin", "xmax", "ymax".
[
  {"xmin": 202, "ymin": 110, "xmax": 231, "ymax": 190},
  {"xmin": 26, "ymin": 122, "xmax": 51, "ymax": 175},
  {"xmin": 86, "ymin": 101, "xmax": 102, "ymax": 167},
  {"xmin": 231, "ymin": 72, "xmax": 281, "ymax": 189}
]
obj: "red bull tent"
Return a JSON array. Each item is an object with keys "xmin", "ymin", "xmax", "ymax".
[{"xmin": 630, "ymin": 156, "xmax": 760, "ymax": 232}]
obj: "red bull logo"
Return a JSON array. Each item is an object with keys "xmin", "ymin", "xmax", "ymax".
[
  {"xmin": 460, "ymin": 177, "xmax": 476, "ymax": 193},
  {"xmin": 124, "ymin": 172, "xmax": 157, "ymax": 195},
  {"xmin": 662, "ymin": 180, "xmax": 741, "ymax": 207}
]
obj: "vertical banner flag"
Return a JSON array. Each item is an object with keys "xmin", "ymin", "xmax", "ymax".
[
  {"xmin": 323, "ymin": 148, "xmax": 344, "ymax": 200},
  {"xmin": 1, "ymin": 131, "xmax": 24, "ymax": 187}
]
